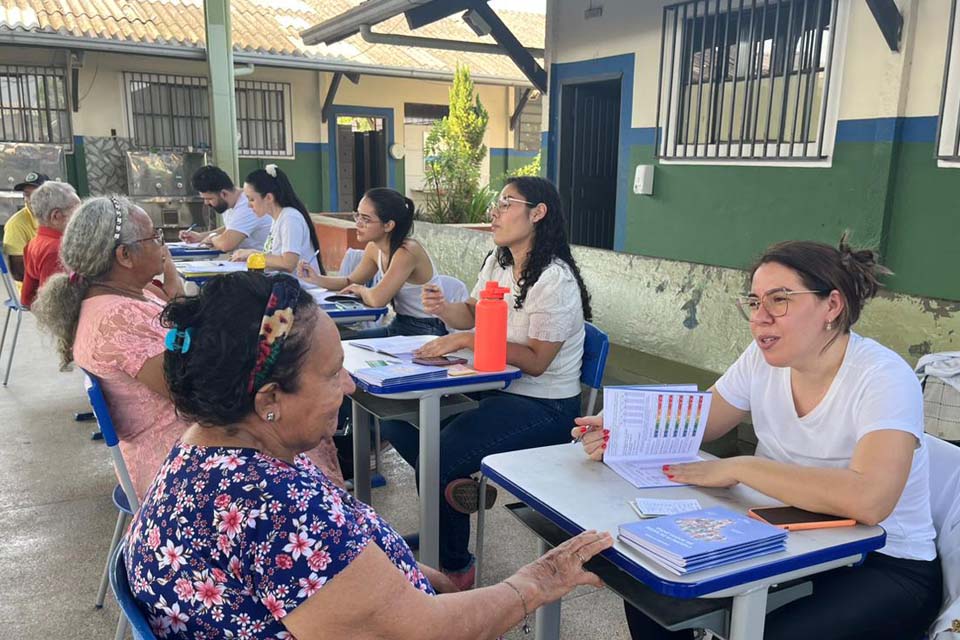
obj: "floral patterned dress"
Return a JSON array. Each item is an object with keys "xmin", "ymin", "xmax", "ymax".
[{"xmin": 125, "ymin": 443, "xmax": 434, "ymax": 639}]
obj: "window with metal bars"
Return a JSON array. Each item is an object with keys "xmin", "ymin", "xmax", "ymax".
[
  {"xmin": 0, "ymin": 65, "xmax": 72, "ymax": 147},
  {"xmin": 236, "ymin": 80, "xmax": 292, "ymax": 157},
  {"xmin": 655, "ymin": 0, "xmax": 839, "ymax": 161},
  {"xmin": 514, "ymin": 91, "xmax": 542, "ymax": 152},
  {"xmin": 126, "ymin": 72, "xmax": 211, "ymax": 151},
  {"xmin": 125, "ymin": 73, "xmax": 293, "ymax": 157},
  {"xmin": 936, "ymin": 0, "xmax": 960, "ymax": 162}
]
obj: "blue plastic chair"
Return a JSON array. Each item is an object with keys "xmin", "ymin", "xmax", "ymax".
[
  {"xmin": 0, "ymin": 251, "xmax": 25, "ymax": 386},
  {"xmin": 83, "ymin": 370, "xmax": 140, "ymax": 640},
  {"xmin": 110, "ymin": 542, "xmax": 158, "ymax": 640},
  {"xmin": 474, "ymin": 321, "xmax": 610, "ymax": 584}
]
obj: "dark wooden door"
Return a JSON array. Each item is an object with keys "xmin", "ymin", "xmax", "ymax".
[{"xmin": 558, "ymin": 79, "xmax": 620, "ymax": 249}]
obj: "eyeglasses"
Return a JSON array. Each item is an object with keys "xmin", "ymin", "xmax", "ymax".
[
  {"xmin": 353, "ymin": 212, "xmax": 381, "ymax": 227},
  {"xmin": 487, "ymin": 195, "xmax": 535, "ymax": 216},
  {"xmin": 128, "ymin": 228, "xmax": 165, "ymax": 247},
  {"xmin": 735, "ymin": 288, "xmax": 828, "ymax": 321}
]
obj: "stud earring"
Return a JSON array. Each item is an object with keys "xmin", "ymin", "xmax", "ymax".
[
  {"xmin": 825, "ymin": 321, "xmax": 834, "ymax": 331},
  {"xmin": 266, "ymin": 412, "xmax": 276, "ymax": 422}
]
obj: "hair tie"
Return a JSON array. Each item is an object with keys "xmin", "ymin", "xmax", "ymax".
[
  {"xmin": 164, "ymin": 327, "xmax": 193, "ymax": 354},
  {"xmin": 248, "ymin": 277, "xmax": 301, "ymax": 393},
  {"xmin": 265, "ymin": 164, "xmax": 278, "ymax": 178},
  {"xmin": 68, "ymin": 271, "xmax": 86, "ymax": 286}
]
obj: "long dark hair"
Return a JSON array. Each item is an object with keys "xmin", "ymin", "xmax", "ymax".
[
  {"xmin": 363, "ymin": 187, "xmax": 415, "ymax": 262},
  {"xmin": 496, "ymin": 176, "xmax": 592, "ymax": 321},
  {"xmin": 245, "ymin": 166, "xmax": 325, "ymax": 275}
]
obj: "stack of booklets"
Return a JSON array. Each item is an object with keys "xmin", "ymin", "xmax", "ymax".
[
  {"xmin": 348, "ymin": 336, "xmax": 435, "ymax": 360},
  {"xmin": 603, "ymin": 384, "xmax": 713, "ymax": 488},
  {"xmin": 352, "ymin": 363, "xmax": 448, "ymax": 388},
  {"xmin": 618, "ymin": 506, "xmax": 787, "ymax": 575}
]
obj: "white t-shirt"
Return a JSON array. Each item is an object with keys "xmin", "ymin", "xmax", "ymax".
[
  {"xmin": 471, "ymin": 253, "xmax": 584, "ymax": 399},
  {"xmin": 223, "ymin": 193, "xmax": 272, "ymax": 251},
  {"xmin": 715, "ymin": 332, "xmax": 936, "ymax": 561},
  {"xmin": 263, "ymin": 207, "xmax": 320, "ymax": 271}
]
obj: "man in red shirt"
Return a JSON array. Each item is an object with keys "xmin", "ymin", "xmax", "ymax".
[{"xmin": 20, "ymin": 181, "xmax": 80, "ymax": 307}]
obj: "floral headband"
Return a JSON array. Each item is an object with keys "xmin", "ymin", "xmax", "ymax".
[{"xmin": 248, "ymin": 276, "xmax": 301, "ymax": 393}]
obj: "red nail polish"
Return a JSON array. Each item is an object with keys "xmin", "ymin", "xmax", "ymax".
[
  {"xmin": 580, "ymin": 426, "xmax": 588, "ymax": 434},
  {"xmin": 601, "ymin": 443, "xmax": 607, "ymax": 449},
  {"xmin": 666, "ymin": 474, "xmax": 674, "ymax": 479},
  {"xmin": 603, "ymin": 429, "xmax": 610, "ymax": 435},
  {"xmin": 662, "ymin": 465, "xmax": 670, "ymax": 471},
  {"xmin": 603, "ymin": 435, "xmax": 610, "ymax": 441}
]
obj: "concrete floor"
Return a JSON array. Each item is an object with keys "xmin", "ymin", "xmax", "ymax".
[{"xmin": 0, "ymin": 313, "xmax": 630, "ymax": 639}]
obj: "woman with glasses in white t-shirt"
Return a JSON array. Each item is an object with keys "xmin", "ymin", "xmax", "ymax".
[{"xmin": 575, "ymin": 236, "xmax": 942, "ymax": 640}]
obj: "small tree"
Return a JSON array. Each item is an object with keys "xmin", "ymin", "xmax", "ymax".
[
  {"xmin": 510, "ymin": 151, "xmax": 541, "ymax": 178},
  {"xmin": 423, "ymin": 65, "xmax": 490, "ymax": 223}
]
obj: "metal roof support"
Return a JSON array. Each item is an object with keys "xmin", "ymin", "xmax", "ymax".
[
  {"xmin": 358, "ymin": 24, "xmax": 544, "ymax": 57},
  {"xmin": 321, "ymin": 71, "xmax": 360, "ymax": 123},
  {"xmin": 463, "ymin": 0, "xmax": 547, "ymax": 92},
  {"xmin": 866, "ymin": 0, "xmax": 903, "ymax": 52},
  {"xmin": 405, "ymin": 1, "xmax": 475, "ymax": 29},
  {"xmin": 510, "ymin": 87, "xmax": 532, "ymax": 131},
  {"xmin": 203, "ymin": 0, "xmax": 239, "ymax": 180}
]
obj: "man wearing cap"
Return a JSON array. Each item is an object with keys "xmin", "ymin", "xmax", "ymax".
[{"xmin": 3, "ymin": 172, "xmax": 49, "ymax": 282}]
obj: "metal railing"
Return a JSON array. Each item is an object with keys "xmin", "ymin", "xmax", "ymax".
[
  {"xmin": 655, "ymin": 0, "xmax": 838, "ymax": 161},
  {"xmin": 0, "ymin": 65, "xmax": 72, "ymax": 146}
]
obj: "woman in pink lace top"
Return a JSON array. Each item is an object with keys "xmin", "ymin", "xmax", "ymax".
[{"xmin": 33, "ymin": 196, "xmax": 345, "ymax": 498}]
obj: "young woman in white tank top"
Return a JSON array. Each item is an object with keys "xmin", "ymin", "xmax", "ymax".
[{"xmin": 297, "ymin": 188, "xmax": 446, "ymax": 337}]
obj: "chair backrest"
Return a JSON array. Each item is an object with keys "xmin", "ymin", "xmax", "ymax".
[
  {"xmin": 110, "ymin": 543, "xmax": 158, "ymax": 640},
  {"xmin": 339, "ymin": 247, "xmax": 381, "ymax": 287},
  {"xmin": 924, "ymin": 434, "xmax": 960, "ymax": 637},
  {"xmin": 0, "ymin": 251, "xmax": 22, "ymax": 308},
  {"xmin": 581, "ymin": 322, "xmax": 610, "ymax": 415},
  {"xmin": 82, "ymin": 369, "xmax": 140, "ymax": 511}
]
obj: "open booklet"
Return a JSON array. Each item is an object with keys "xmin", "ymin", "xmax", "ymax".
[
  {"xmin": 346, "ymin": 335, "xmax": 436, "ymax": 360},
  {"xmin": 603, "ymin": 384, "xmax": 713, "ymax": 488}
]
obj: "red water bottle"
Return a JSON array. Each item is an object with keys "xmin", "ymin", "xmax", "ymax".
[{"xmin": 474, "ymin": 281, "xmax": 510, "ymax": 372}]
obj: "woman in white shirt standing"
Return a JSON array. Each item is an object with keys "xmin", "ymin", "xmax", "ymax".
[
  {"xmin": 231, "ymin": 164, "xmax": 323, "ymax": 274},
  {"xmin": 297, "ymin": 187, "xmax": 446, "ymax": 337},
  {"xmin": 380, "ymin": 176, "xmax": 592, "ymax": 590},
  {"xmin": 576, "ymin": 236, "xmax": 942, "ymax": 640}
]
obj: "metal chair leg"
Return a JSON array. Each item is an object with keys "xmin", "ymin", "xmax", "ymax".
[
  {"xmin": 114, "ymin": 614, "xmax": 128, "ymax": 640},
  {"xmin": 374, "ymin": 418, "xmax": 383, "ymax": 476},
  {"xmin": 3, "ymin": 309, "xmax": 22, "ymax": 385},
  {"xmin": 475, "ymin": 473, "xmax": 487, "ymax": 586},
  {"xmin": 97, "ymin": 511, "xmax": 128, "ymax": 608},
  {"xmin": 0, "ymin": 306, "xmax": 11, "ymax": 365}
]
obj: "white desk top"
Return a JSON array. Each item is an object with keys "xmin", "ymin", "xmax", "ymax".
[{"xmin": 482, "ymin": 443, "xmax": 886, "ymax": 598}]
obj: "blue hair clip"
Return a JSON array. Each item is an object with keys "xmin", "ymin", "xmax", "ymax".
[{"xmin": 164, "ymin": 327, "xmax": 193, "ymax": 354}]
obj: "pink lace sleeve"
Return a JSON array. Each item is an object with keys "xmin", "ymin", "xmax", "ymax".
[{"xmin": 85, "ymin": 298, "xmax": 166, "ymax": 378}]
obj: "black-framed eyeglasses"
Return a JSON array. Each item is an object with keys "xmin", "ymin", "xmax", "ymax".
[
  {"xmin": 735, "ymin": 288, "xmax": 828, "ymax": 321},
  {"xmin": 488, "ymin": 195, "xmax": 535, "ymax": 216},
  {"xmin": 128, "ymin": 228, "xmax": 165, "ymax": 247}
]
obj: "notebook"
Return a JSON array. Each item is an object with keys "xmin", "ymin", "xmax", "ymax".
[
  {"xmin": 603, "ymin": 385, "xmax": 712, "ymax": 488},
  {"xmin": 618, "ymin": 506, "xmax": 787, "ymax": 575},
  {"xmin": 352, "ymin": 363, "xmax": 448, "ymax": 388},
  {"xmin": 347, "ymin": 336, "xmax": 436, "ymax": 359}
]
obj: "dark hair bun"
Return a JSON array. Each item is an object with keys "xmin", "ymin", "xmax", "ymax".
[{"xmin": 161, "ymin": 272, "xmax": 318, "ymax": 427}]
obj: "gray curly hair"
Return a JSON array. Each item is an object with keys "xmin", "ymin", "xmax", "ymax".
[
  {"xmin": 29, "ymin": 181, "xmax": 79, "ymax": 224},
  {"xmin": 32, "ymin": 195, "xmax": 151, "ymax": 365}
]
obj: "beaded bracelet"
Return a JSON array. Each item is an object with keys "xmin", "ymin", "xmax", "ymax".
[{"xmin": 503, "ymin": 579, "xmax": 532, "ymax": 635}]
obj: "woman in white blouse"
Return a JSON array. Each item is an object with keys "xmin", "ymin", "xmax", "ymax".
[
  {"xmin": 231, "ymin": 164, "xmax": 323, "ymax": 274},
  {"xmin": 380, "ymin": 177, "xmax": 592, "ymax": 590},
  {"xmin": 576, "ymin": 237, "xmax": 942, "ymax": 640}
]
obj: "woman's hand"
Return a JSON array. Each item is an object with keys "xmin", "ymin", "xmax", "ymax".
[
  {"xmin": 665, "ymin": 458, "xmax": 744, "ymax": 488},
  {"xmin": 231, "ymin": 248, "xmax": 255, "ymax": 262},
  {"xmin": 421, "ymin": 283, "xmax": 447, "ymax": 318},
  {"xmin": 297, "ymin": 260, "xmax": 321, "ymax": 283},
  {"xmin": 340, "ymin": 283, "xmax": 367, "ymax": 298},
  {"xmin": 413, "ymin": 333, "xmax": 473, "ymax": 358},
  {"xmin": 510, "ymin": 530, "xmax": 613, "ymax": 605},
  {"xmin": 571, "ymin": 415, "xmax": 607, "ymax": 461}
]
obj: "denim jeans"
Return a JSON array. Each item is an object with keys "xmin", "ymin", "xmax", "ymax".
[
  {"xmin": 379, "ymin": 390, "xmax": 582, "ymax": 572},
  {"xmin": 351, "ymin": 313, "xmax": 448, "ymax": 339}
]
